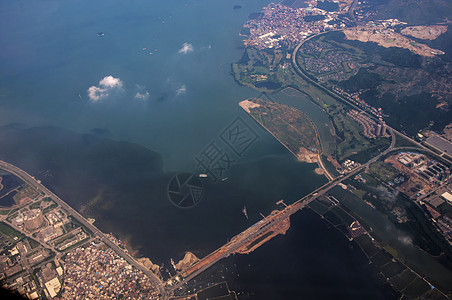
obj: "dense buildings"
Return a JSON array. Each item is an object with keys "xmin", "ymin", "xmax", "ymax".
[{"xmin": 60, "ymin": 243, "xmax": 159, "ymax": 299}]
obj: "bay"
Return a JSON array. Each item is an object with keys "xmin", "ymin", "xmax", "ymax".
[{"xmin": 0, "ymin": 0, "xmax": 396, "ymax": 298}]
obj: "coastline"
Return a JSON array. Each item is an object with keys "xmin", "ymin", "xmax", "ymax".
[
  {"xmin": 308, "ymin": 195, "xmax": 451, "ymax": 298},
  {"xmin": 239, "ymin": 99, "xmax": 333, "ymax": 179}
]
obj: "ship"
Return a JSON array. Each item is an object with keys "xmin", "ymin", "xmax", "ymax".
[
  {"xmin": 199, "ymin": 174, "xmax": 207, "ymax": 178},
  {"xmin": 97, "ymin": 32, "xmax": 104, "ymax": 37},
  {"xmin": 242, "ymin": 206, "xmax": 248, "ymax": 219}
]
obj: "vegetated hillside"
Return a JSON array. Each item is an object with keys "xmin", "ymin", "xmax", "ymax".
[{"xmin": 369, "ymin": 0, "xmax": 452, "ymax": 24}]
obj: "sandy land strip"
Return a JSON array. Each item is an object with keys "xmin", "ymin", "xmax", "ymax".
[
  {"xmin": 296, "ymin": 147, "xmax": 318, "ymax": 164},
  {"xmin": 239, "ymin": 99, "xmax": 261, "ymax": 113},
  {"xmin": 315, "ymin": 168, "xmax": 324, "ymax": 175},
  {"xmin": 235, "ymin": 217, "xmax": 290, "ymax": 254}
]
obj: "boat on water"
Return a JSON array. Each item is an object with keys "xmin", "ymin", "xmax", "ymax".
[
  {"xmin": 199, "ymin": 174, "xmax": 207, "ymax": 178},
  {"xmin": 242, "ymin": 206, "xmax": 248, "ymax": 219},
  {"xmin": 97, "ymin": 32, "xmax": 104, "ymax": 36}
]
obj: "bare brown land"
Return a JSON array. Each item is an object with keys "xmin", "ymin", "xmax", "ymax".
[
  {"xmin": 175, "ymin": 252, "xmax": 199, "ymax": 273},
  {"xmin": 443, "ymin": 123, "xmax": 452, "ymax": 142},
  {"xmin": 239, "ymin": 99, "xmax": 261, "ymax": 113},
  {"xmin": 315, "ymin": 168, "xmax": 324, "ymax": 175},
  {"xmin": 384, "ymin": 154, "xmax": 434, "ymax": 198},
  {"xmin": 401, "ymin": 25, "xmax": 448, "ymax": 40},
  {"xmin": 13, "ymin": 186, "xmax": 39, "ymax": 206},
  {"xmin": 343, "ymin": 25, "xmax": 445, "ymax": 57},
  {"xmin": 137, "ymin": 257, "xmax": 160, "ymax": 274},
  {"xmin": 297, "ymin": 146, "xmax": 318, "ymax": 163},
  {"xmin": 235, "ymin": 217, "xmax": 290, "ymax": 254}
]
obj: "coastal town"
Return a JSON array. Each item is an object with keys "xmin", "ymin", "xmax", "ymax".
[
  {"xmin": 0, "ymin": 164, "xmax": 163, "ymax": 299},
  {"xmin": 242, "ymin": 2, "xmax": 349, "ymax": 49},
  {"xmin": 60, "ymin": 244, "xmax": 158, "ymax": 299},
  {"xmin": 242, "ymin": 0, "xmax": 446, "ymax": 57}
]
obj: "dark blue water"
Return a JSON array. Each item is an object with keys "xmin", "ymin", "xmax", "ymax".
[
  {"xmin": 0, "ymin": 125, "xmax": 327, "ymax": 264},
  {"xmin": 228, "ymin": 210, "xmax": 395, "ymax": 299},
  {"xmin": 0, "ymin": 191, "xmax": 17, "ymax": 207},
  {"xmin": 0, "ymin": 171, "xmax": 23, "ymax": 198},
  {"xmin": 193, "ymin": 209, "xmax": 397, "ymax": 299}
]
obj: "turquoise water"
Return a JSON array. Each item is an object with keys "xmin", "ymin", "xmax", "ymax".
[
  {"xmin": 0, "ymin": 0, "xmax": 272, "ymax": 171},
  {"xmin": 0, "ymin": 0, "xmax": 330, "ymax": 260}
]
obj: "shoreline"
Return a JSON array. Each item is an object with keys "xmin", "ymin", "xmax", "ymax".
[
  {"xmin": 239, "ymin": 99, "xmax": 333, "ymax": 180},
  {"xmin": 308, "ymin": 195, "xmax": 452, "ymax": 298}
]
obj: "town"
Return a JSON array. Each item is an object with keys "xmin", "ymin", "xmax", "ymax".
[
  {"xmin": 0, "ymin": 164, "xmax": 162, "ymax": 299},
  {"xmin": 60, "ymin": 243, "xmax": 158, "ymax": 299},
  {"xmin": 242, "ymin": 2, "xmax": 350, "ymax": 50}
]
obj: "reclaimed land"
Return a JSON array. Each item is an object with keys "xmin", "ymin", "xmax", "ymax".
[{"xmin": 239, "ymin": 98, "xmax": 320, "ymax": 164}]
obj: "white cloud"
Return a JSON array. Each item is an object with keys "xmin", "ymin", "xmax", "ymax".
[
  {"xmin": 178, "ymin": 43, "xmax": 194, "ymax": 54},
  {"xmin": 176, "ymin": 84, "xmax": 187, "ymax": 96},
  {"xmin": 99, "ymin": 76, "xmax": 123, "ymax": 88},
  {"xmin": 88, "ymin": 86, "xmax": 107, "ymax": 101},
  {"xmin": 87, "ymin": 76, "xmax": 123, "ymax": 102},
  {"xmin": 135, "ymin": 91, "xmax": 150, "ymax": 100}
]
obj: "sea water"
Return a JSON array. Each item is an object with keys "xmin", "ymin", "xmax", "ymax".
[{"xmin": 0, "ymin": 0, "xmax": 391, "ymax": 297}]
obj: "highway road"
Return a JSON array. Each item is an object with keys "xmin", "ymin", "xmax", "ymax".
[
  {"xmin": 291, "ymin": 31, "xmax": 380, "ymax": 121},
  {"xmin": 66, "ymin": 29, "xmax": 452, "ymax": 299},
  {"xmin": 348, "ymin": 0, "xmax": 359, "ymax": 21},
  {"xmin": 167, "ymin": 136, "xmax": 395, "ymax": 295},
  {"xmin": 0, "ymin": 160, "xmax": 165, "ymax": 297},
  {"xmin": 291, "ymin": 33, "xmax": 452, "ymax": 166},
  {"xmin": 2, "ymin": 42, "xmax": 448, "ymax": 298},
  {"xmin": 1, "ymin": 143, "xmax": 394, "ymax": 298}
]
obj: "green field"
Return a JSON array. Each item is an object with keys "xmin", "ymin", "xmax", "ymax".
[
  {"xmin": 296, "ymin": 35, "xmax": 367, "ymax": 83},
  {"xmin": 233, "ymin": 44, "xmax": 389, "ymax": 164},
  {"xmin": 247, "ymin": 98, "xmax": 320, "ymax": 157},
  {"xmin": 393, "ymin": 132, "xmax": 421, "ymax": 148},
  {"xmin": 0, "ymin": 221, "xmax": 23, "ymax": 241},
  {"xmin": 368, "ymin": 161, "xmax": 399, "ymax": 183}
]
